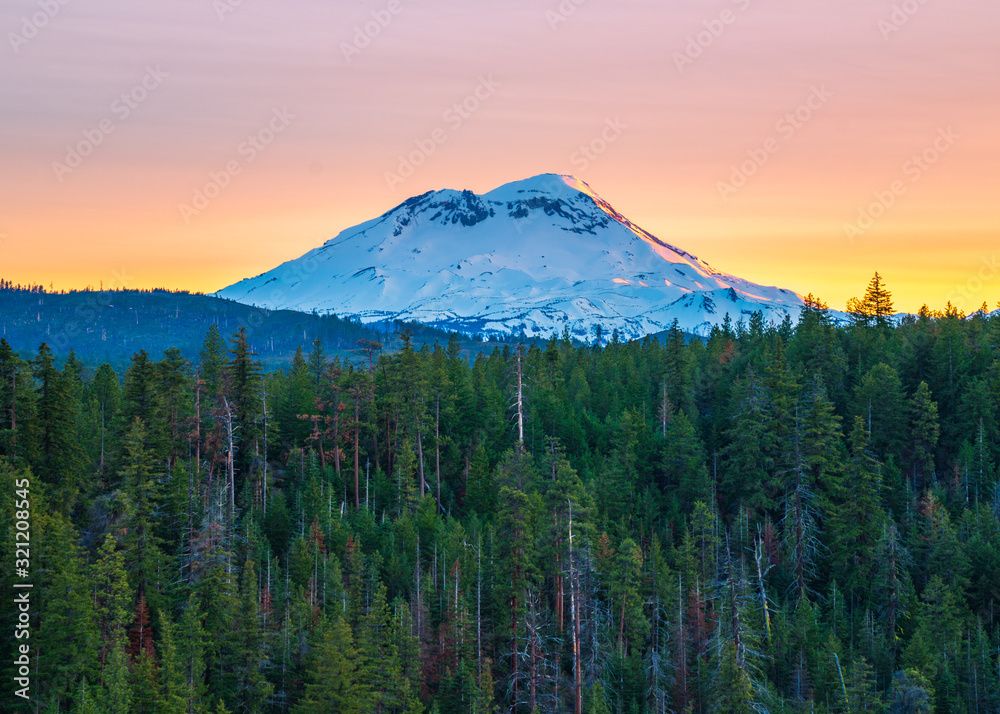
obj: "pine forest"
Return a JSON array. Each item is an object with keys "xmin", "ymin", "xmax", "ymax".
[{"xmin": 5, "ymin": 275, "xmax": 1000, "ymax": 713}]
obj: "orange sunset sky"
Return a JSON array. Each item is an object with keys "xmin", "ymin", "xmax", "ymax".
[{"xmin": 2, "ymin": 0, "xmax": 998, "ymax": 314}]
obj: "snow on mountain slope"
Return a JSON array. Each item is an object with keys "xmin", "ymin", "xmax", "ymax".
[{"xmin": 216, "ymin": 174, "xmax": 806, "ymax": 340}]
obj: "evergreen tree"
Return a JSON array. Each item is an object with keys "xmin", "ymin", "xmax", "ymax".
[
  {"xmin": 82, "ymin": 362, "xmax": 121, "ymax": 473},
  {"xmin": 598, "ymin": 409, "xmax": 649, "ymax": 527},
  {"xmin": 102, "ymin": 641, "xmax": 134, "ymax": 714},
  {"xmin": 907, "ymin": 382, "xmax": 939, "ymax": 491},
  {"xmin": 664, "ymin": 408, "xmax": 711, "ymax": 511},
  {"xmin": 714, "ymin": 641, "xmax": 756, "ymax": 713},
  {"xmin": 722, "ymin": 368, "xmax": 777, "ymax": 516},
  {"xmin": 872, "ymin": 524, "xmax": 913, "ymax": 671},
  {"xmin": 844, "ymin": 656, "xmax": 886, "ymax": 713},
  {"xmin": 0, "ymin": 337, "xmax": 37, "ymax": 460},
  {"xmin": 889, "ymin": 669, "xmax": 934, "ymax": 713},
  {"xmin": 826, "ymin": 418, "xmax": 886, "ymax": 603},
  {"xmin": 130, "ymin": 645, "xmax": 160, "ymax": 714},
  {"xmin": 176, "ymin": 595, "xmax": 210, "ymax": 711},
  {"xmin": 493, "ymin": 481, "xmax": 541, "ymax": 704},
  {"xmin": 902, "ymin": 576, "xmax": 964, "ymax": 694},
  {"xmin": 225, "ymin": 559, "xmax": 274, "ymax": 712},
  {"xmin": 158, "ymin": 346, "xmax": 191, "ymax": 468},
  {"xmin": 584, "ymin": 680, "xmax": 612, "ymax": 714},
  {"xmin": 32, "ymin": 342, "xmax": 82, "ymax": 508},
  {"xmin": 121, "ymin": 350, "xmax": 158, "ymax": 431},
  {"xmin": 790, "ymin": 293, "xmax": 848, "ymax": 396},
  {"xmin": 157, "ymin": 609, "xmax": 192, "ymax": 714},
  {"xmin": 799, "ymin": 374, "xmax": 844, "ymax": 490},
  {"xmin": 358, "ymin": 583, "xmax": 410, "ymax": 712},
  {"xmin": 464, "ymin": 443, "xmax": 494, "ymax": 518},
  {"xmin": 35, "ymin": 512, "xmax": 99, "ymax": 710},
  {"xmin": 853, "ymin": 363, "xmax": 906, "ymax": 461},
  {"xmin": 117, "ymin": 418, "xmax": 167, "ymax": 610},
  {"xmin": 307, "ymin": 337, "xmax": 327, "ymax": 390},
  {"xmin": 73, "ymin": 679, "xmax": 103, "ymax": 714},
  {"xmin": 199, "ymin": 324, "xmax": 229, "ymax": 400},
  {"xmin": 292, "ymin": 616, "xmax": 372, "ymax": 713},
  {"xmin": 91, "ymin": 533, "xmax": 132, "ymax": 677},
  {"xmin": 847, "ymin": 272, "xmax": 895, "ymax": 328},
  {"xmin": 227, "ymin": 327, "xmax": 264, "ymax": 480},
  {"xmin": 610, "ymin": 537, "xmax": 648, "ymax": 656}
]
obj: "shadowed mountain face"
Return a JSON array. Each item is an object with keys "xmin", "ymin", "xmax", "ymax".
[{"xmin": 217, "ymin": 174, "xmax": 806, "ymax": 339}]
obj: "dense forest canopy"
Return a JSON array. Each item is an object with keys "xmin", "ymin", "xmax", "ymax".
[
  {"xmin": 3, "ymin": 275, "xmax": 1000, "ymax": 713},
  {"xmin": 0, "ymin": 283, "xmax": 491, "ymax": 371}
]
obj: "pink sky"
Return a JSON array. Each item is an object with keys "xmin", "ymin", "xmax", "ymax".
[{"xmin": 2, "ymin": 0, "xmax": 999, "ymax": 312}]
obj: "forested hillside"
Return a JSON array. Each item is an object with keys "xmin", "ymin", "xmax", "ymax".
[
  {"xmin": 0, "ymin": 283, "xmax": 471, "ymax": 370},
  {"xmin": 3, "ymin": 276, "xmax": 1000, "ymax": 712}
]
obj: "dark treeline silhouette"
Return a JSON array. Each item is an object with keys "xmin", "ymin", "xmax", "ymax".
[{"xmin": 0, "ymin": 287, "xmax": 487, "ymax": 370}]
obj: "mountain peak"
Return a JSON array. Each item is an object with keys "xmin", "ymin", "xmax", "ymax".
[
  {"xmin": 217, "ymin": 175, "xmax": 806, "ymax": 339},
  {"xmin": 483, "ymin": 173, "xmax": 592, "ymax": 200}
]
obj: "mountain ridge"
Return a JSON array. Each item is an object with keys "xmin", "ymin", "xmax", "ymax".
[{"xmin": 217, "ymin": 174, "xmax": 807, "ymax": 339}]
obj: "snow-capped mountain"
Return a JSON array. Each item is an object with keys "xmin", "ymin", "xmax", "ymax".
[{"xmin": 216, "ymin": 174, "xmax": 806, "ymax": 340}]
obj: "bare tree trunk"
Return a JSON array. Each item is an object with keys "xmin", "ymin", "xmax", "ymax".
[
  {"xmin": 512, "ymin": 586, "xmax": 519, "ymax": 708},
  {"xmin": 189, "ymin": 376, "xmax": 200, "ymax": 584},
  {"xmin": 222, "ymin": 397, "xmax": 236, "ymax": 528},
  {"xmin": 261, "ymin": 385, "xmax": 268, "ymax": 514},
  {"xmin": 417, "ymin": 430, "xmax": 426, "ymax": 497},
  {"xmin": 205, "ymin": 424, "xmax": 219, "ymax": 511},
  {"xmin": 385, "ymin": 410, "xmax": 392, "ymax": 477},
  {"xmin": 194, "ymin": 373, "xmax": 200, "ymax": 473},
  {"xmin": 10, "ymin": 370, "xmax": 16, "ymax": 457},
  {"xmin": 415, "ymin": 535, "xmax": 428, "ymax": 674},
  {"xmin": 222, "ymin": 397, "xmax": 236, "ymax": 577},
  {"xmin": 519, "ymin": 347, "xmax": 526, "ymax": 445},
  {"xmin": 569, "ymin": 500, "xmax": 582, "ymax": 714},
  {"xmin": 353, "ymin": 394, "xmax": 360, "ymax": 509},
  {"xmin": 754, "ymin": 532, "xmax": 771, "ymax": 646},
  {"xmin": 311, "ymin": 415, "xmax": 326, "ymax": 468},
  {"xmin": 888, "ymin": 528, "xmax": 899, "ymax": 668},
  {"xmin": 661, "ymin": 380, "xmax": 668, "ymax": 437},
  {"xmin": 555, "ymin": 569, "xmax": 564, "ymax": 632},
  {"xmin": 477, "ymin": 535, "xmax": 482, "ymax": 677},
  {"xmin": 528, "ymin": 592, "xmax": 538, "ymax": 712},
  {"xmin": 435, "ymin": 396, "xmax": 442, "ymax": 513},
  {"xmin": 676, "ymin": 578, "xmax": 688, "ymax": 711},
  {"xmin": 454, "ymin": 559, "xmax": 461, "ymax": 671},
  {"xmin": 333, "ymin": 400, "xmax": 341, "ymax": 480},
  {"xmin": 729, "ymin": 556, "xmax": 744, "ymax": 670},
  {"xmin": 619, "ymin": 590, "xmax": 627, "ymax": 654}
]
